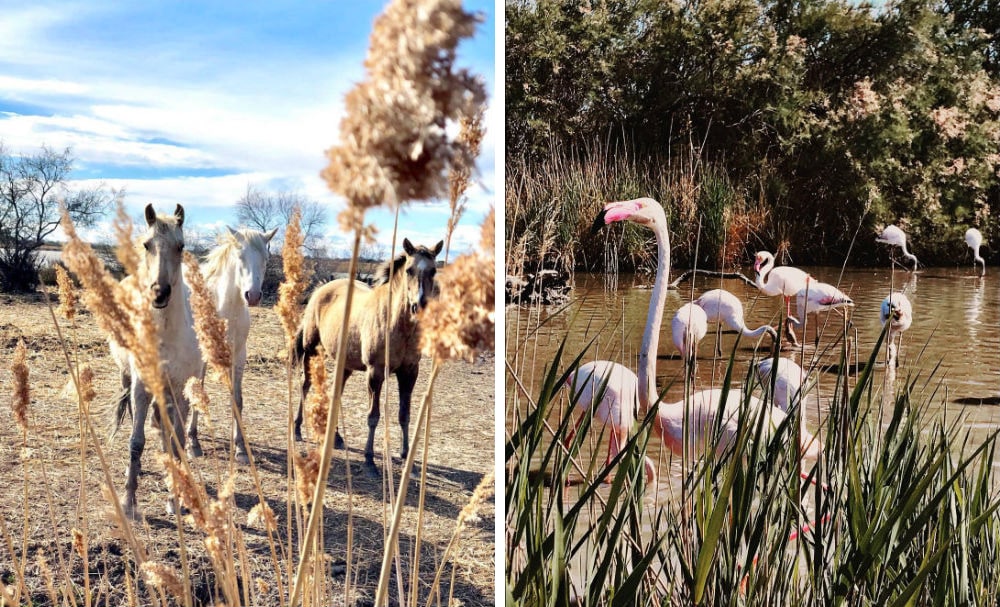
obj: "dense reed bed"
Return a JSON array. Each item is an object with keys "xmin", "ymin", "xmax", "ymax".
[{"xmin": 505, "ymin": 317, "xmax": 1000, "ymax": 605}]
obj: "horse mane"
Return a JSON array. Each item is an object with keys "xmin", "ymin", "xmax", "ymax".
[
  {"xmin": 202, "ymin": 228, "xmax": 270, "ymax": 281},
  {"xmin": 373, "ymin": 254, "xmax": 407, "ymax": 286}
]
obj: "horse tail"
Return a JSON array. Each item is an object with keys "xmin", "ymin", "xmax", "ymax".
[
  {"xmin": 109, "ymin": 384, "xmax": 132, "ymax": 439},
  {"xmin": 291, "ymin": 327, "xmax": 306, "ymax": 368}
]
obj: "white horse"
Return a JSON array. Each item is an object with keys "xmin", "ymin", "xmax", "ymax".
[
  {"xmin": 111, "ymin": 204, "xmax": 201, "ymax": 520},
  {"xmin": 185, "ymin": 227, "xmax": 276, "ymax": 464}
]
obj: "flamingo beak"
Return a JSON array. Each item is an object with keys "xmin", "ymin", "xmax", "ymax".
[{"xmin": 592, "ymin": 200, "xmax": 642, "ymax": 234}]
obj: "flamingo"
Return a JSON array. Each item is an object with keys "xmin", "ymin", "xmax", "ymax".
[
  {"xmin": 756, "ymin": 357, "xmax": 806, "ymax": 413},
  {"xmin": 880, "ymin": 292, "xmax": 913, "ymax": 365},
  {"xmin": 694, "ymin": 289, "xmax": 777, "ymax": 356},
  {"xmin": 563, "ymin": 362, "xmax": 654, "ymax": 484},
  {"xmin": 562, "ymin": 198, "xmax": 672, "ymax": 485},
  {"xmin": 876, "ymin": 225, "xmax": 918, "ymax": 271},
  {"xmin": 791, "ymin": 281, "xmax": 854, "ymax": 347},
  {"xmin": 965, "ymin": 228, "xmax": 985, "ymax": 276},
  {"xmin": 753, "ymin": 251, "xmax": 811, "ymax": 345},
  {"xmin": 653, "ymin": 388, "xmax": 821, "ymax": 460},
  {"xmin": 671, "ymin": 302, "xmax": 708, "ymax": 379}
]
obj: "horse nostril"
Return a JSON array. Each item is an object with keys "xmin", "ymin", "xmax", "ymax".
[{"xmin": 244, "ymin": 290, "xmax": 250, "ymax": 302}]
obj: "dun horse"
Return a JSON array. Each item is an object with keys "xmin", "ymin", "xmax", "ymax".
[
  {"xmin": 185, "ymin": 226, "xmax": 276, "ymax": 464},
  {"xmin": 111, "ymin": 204, "xmax": 201, "ymax": 519},
  {"xmin": 294, "ymin": 238, "xmax": 443, "ymax": 477}
]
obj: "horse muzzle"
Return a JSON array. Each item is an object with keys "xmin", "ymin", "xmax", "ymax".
[
  {"xmin": 152, "ymin": 283, "xmax": 172, "ymax": 308},
  {"xmin": 244, "ymin": 289, "xmax": 262, "ymax": 307}
]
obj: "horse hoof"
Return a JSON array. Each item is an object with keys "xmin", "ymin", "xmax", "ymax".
[
  {"xmin": 334, "ymin": 434, "xmax": 345, "ymax": 450},
  {"xmin": 165, "ymin": 500, "xmax": 190, "ymax": 517},
  {"xmin": 294, "ymin": 431, "xmax": 304, "ymax": 442},
  {"xmin": 235, "ymin": 451, "xmax": 250, "ymax": 466},
  {"xmin": 364, "ymin": 462, "xmax": 380, "ymax": 479},
  {"xmin": 121, "ymin": 500, "xmax": 140, "ymax": 522},
  {"xmin": 187, "ymin": 443, "xmax": 203, "ymax": 458}
]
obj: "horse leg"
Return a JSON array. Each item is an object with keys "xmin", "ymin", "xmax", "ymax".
[
  {"xmin": 123, "ymin": 377, "xmax": 150, "ymax": 521},
  {"xmin": 232, "ymin": 346, "xmax": 249, "ymax": 465},
  {"xmin": 363, "ymin": 366, "xmax": 385, "ymax": 478},
  {"xmin": 333, "ymin": 369, "xmax": 352, "ymax": 450},
  {"xmin": 185, "ymin": 365, "xmax": 205, "ymax": 458},
  {"xmin": 295, "ymin": 344, "xmax": 315, "ymax": 442},
  {"xmin": 396, "ymin": 363, "xmax": 419, "ymax": 461},
  {"xmin": 160, "ymin": 396, "xmax": 189, "ymax": 516}
]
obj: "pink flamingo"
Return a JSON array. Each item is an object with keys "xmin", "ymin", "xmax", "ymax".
[
  {"xmin": 965, "ymin": 228, "xmax": 985, "ymax": 276},
  {"xmin": 562, "ymin": 197, "xmax": 672, "ymax": 484},
  {"xmin": 695, "ymin": 288, "xmax": 777, "ymax": 356},
  {"xmin": 563, "ymin": 362, "xmax": 654, "ymax": 483},
  {"xmin": 876, "ymin": 225, "xmax": 918, "ymax": 271},
  {"xmin": 880, "ymin": 292, "xmax": 913, "ymax": 366},
  {"xmin": 792, "ymin": 281, "xmax": 854, "ymax": 347},
  {"xmin": 654, "ymin": 388, "xmax": 821, "ymax": 460},
  {"xmin": 753, "ymin": 251, "xmax": 811, "ymax": 345},
  {"xmin": 671, "ymin": 302, "xmax": 708, "ymax": 378}
]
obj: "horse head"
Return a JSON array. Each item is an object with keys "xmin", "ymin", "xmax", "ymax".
[
  {"xmin": 227, "ymin": 226, "xmax": 277, "ymax": 306},
  {"xmin": 402, "ymin": 238, "xmax": 443, "ymax": 314},
  {"xmin": 141, "ymin": 204, "xmax": 185, "ymax": 309}
]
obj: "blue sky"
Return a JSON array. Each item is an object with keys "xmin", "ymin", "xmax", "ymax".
[{"xmin": 0, "ymin": 0, "xmax": 495, "ymax": 257}]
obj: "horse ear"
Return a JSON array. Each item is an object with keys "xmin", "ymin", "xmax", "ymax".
[
  {"xmin": 144, "ymin": 204, "xmax": 156, "ymax": 227},
  {"xmin": 403, "ymin": 238, "xmax": 415, "ymax": 255},
  {"xmin": 264, "ymin": 228, "xmax": 278, "ymax": 243},
  {"xmin": 432, "ymin": 240, "xmax": 444, "ymax": 257},
  {"xmin": 226, "ymin": 226, "xmax": 242, "ymax": 241},
  {"xmin": 174, "ymin": 204, "xmax": 185, "ymax": 227}
]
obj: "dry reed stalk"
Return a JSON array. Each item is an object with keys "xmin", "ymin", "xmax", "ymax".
[
  {"xmin": 35, "ymin": 551, "xmax": 58, "ymax": 606},
  {"xmin": 445, "ymin": 108, "xmax": 486, "ymax": 262},
  {"xmin": 292, "ymin": 0, "xmax": 486, "ymax": 602},
  {"xmin": 55, "ymin": 264, "xmax": 77, "ymax": 320},
  {"xmin": 183, "ymin": 252, "xmax": 232, "ymax": 378},
  {"xmin": 424, "ymin": 470, "xmax": 494, "ymax": 605},
  {"xmin": 10, "ymin": 339, "xmax": 28, "ymax": 433}
]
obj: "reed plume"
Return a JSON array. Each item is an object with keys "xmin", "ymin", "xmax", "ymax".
[
  {"xmin": 55, "ymin": 265, "xmax": 77, "ymax": 321},
  {"xmin": 321, "ymin": 0, "xmax": 487, "ymax": 227},
  {"xmin": 10, "ymin": 339, "xmax": 29, "ymax": 433},
  {"xmin": 140, "ymin": 562, "xmax": 184, "ymax": 600},
  {"xmin": 445, "ymin": 108, "xmax": 486, "ymax": 261},
  {"xmin": 70, "ymin": 528, "xmax": 85, "ymax": 560},
  {"xmin": 420, "ymin": 207, "xmax": 495, "ymax": 363},
  {"xmin": 275, "ymin": 208, "xmax": 309, "ymax": 346},
  {"xmin": 248, "ymin": 502, "xmax": 278, "ymax": 533},
  {"xmin": 184, "ymin": 377, "xmax": 211, "ymax": 422},
  {"xmin": 305, "ymin": 352, "xmax": 330, "ymax": 439},
  {"xmin": 184, "ymin": 251, "xmax": 231, "ymax": 377},
  {"xmin": 294, "ymin": 448, "xmax": 321, "ymax": 506}
]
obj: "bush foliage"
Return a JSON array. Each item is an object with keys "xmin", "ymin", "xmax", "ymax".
[{"xmin": 506, "ymin": 0, "xmax": 1000, "ymax": 272}]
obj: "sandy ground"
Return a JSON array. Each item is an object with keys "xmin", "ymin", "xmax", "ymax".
[{"xmin": 0, "ymin": 291, "xmax": 495, "ymax": 606}]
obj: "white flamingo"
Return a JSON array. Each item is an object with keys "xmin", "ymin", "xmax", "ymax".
[
  {"xmin": 695, "ymin": 288, "xmax": 777, "ymax": 355},
  {"xmin": 564, "ymin": 362, "xmax": 654, "ymax": 483},
  {"xmin": 756, "ymin": 357, "xmax": 806, "ymax": 413},
  {"xmin": 671, "ymin": 302, "xmax": 708, "ymax": 378},
  {"xmin": 791, "ymin": 281, "xmax": 854, "ymax": 347},
  {"xmin": 562, "ymin": 197, "xmax": 672, "ymax": 484},
  {"xmin": 754, "ymin": 251, "xmax": 811, "ymax": 345},
  {"xmin": 654, "ymin": 388, "xmax": 821, "ymax": 460},
  {"xmin": 876, "ymin": 225, "xmax": 918, "ymax": 271},
  {"xmin": 965, "ymin": 228, "xmax": 985, "ymax": 276},
  {"xmin": 880, "ymin": 292, "xmax": 913, "ymax": 365}
]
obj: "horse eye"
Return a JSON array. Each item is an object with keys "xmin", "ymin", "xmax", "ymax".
[
  {"xmin": 177, "ymin": 243, "xmax": 184, "ymax": 252},
  {"xmin": 429, "ymin": 268, "xmax": 436, "ymax": 277},
  {"xmin": 143, "ymin": 241, "xmax": 151, "ymax": 251}
]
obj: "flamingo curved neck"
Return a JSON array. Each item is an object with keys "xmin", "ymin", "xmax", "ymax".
[
  {"xmin": 741, "ymin": 324, "xmax": 774, "ymax": 339},
  {"xmin": 638, "ymin": 222, "xmax": 670, "ymax": 412}
]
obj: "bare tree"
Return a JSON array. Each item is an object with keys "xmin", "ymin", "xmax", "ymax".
[
  {"xmin": 0, "ymin": 143, "xmax": 113, "ymax": 291},
  {"xmin": 234, "ymin": 184, "xmax": 328, "ymax": 255}
]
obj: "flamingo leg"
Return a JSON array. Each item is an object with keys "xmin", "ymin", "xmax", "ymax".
[{"xmin": 605, "ymin": 429, "xmax": 625, "ymax": 484}]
